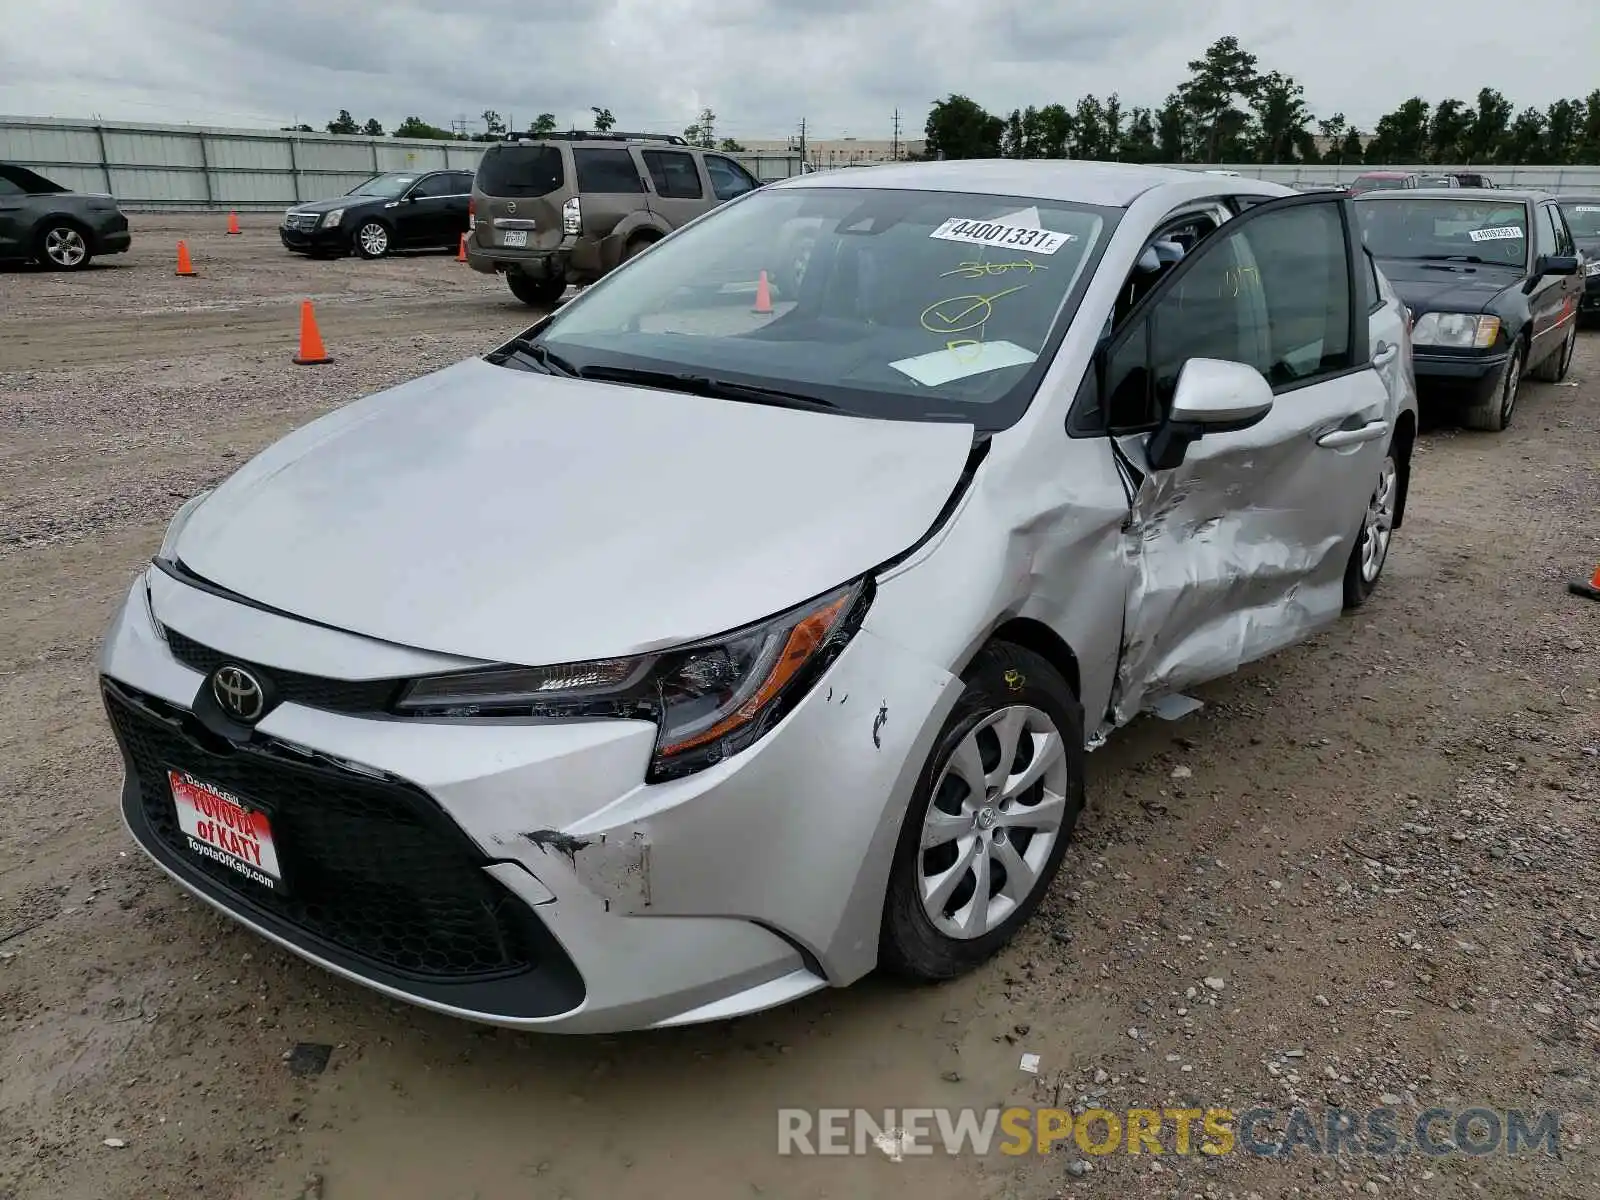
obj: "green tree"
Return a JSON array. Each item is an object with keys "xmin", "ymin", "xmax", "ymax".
[
  {"xmin": 1119, "ymin": 108, "xmax": 1159, "ymax": 162},
  {"xmin": 1071, "ymin": 95, "xmax": 1107, "ymax": 159},
  {"xmin": 393, "ymin": 116, "xmax": 453, "ymax": 139},
  {"xmin": 1339, "ymin": 127, "xmax": 1364, "ymax": 164},
  {"xmin": 925, "ymin": 94, "xmax": 1004, "ymax": 159},
  {"xmin": 1543, "ymin": 99, "xmax": 1581, "ymax": 163},
  {"xmin": 683, "ymin": 107, "xmax": 717, "ymax": 148},
  {"xmin": 1364, "ymin": 98, "xmax": 1430, "ymax": 163},
  {"xmin": 591, "ymin": 106, "xmax": 615, "ymax": 132},
  {"xmin": 481, "ymin": 110, "xmax": 506, "ymax": 137},
  {"xmin": 1463, "ymin": 88, "xmax": 1512, "ymax": 163},
  {"xmin": 325, "ymin": 109, "xmax": 359, "ymax": 135},
  {"xmin": 1177, "ymin": 36, "xmax": 1260, "ymax": 162},
  {"xmin": 1500, "ymin": 107, "xmax": 1546, "ymax": 163},
  {"xmin": 1102, "ymin": 94, "xmax": 1124, "ymax": 159},
  {"xmin": 531, "ymin": 113, "xmax": 558, "ymax": 136},
  {"xmin": 361, "ymin": 118, "xmax": 384, "ymax": 137},
  {"xmin": 1249, "ymin": 70, "xmax": 1310, "ymax": 163},
  {"xmin": 1155, "ymin": 94, "xmax": 1188, "ymax": 161},
  {"xmin": 1427, "ymin": 99, "xmax": 1470, "ymax": 164},
  {"xmin": 718, "ymin": 137, "xmax": 747, "ymax": 152},
  {"xmin": 1578, "ymin": 90, "xmax": 1600, "ymax": 162},
  {"xmin": 1035, "ymin": 104, "xmax": 1074, "ymax": 158}
]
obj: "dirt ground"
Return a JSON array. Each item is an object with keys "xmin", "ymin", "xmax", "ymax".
[{"xmin": 2, "ymin": 215, "xmax": 1598, "ymax": 1200}]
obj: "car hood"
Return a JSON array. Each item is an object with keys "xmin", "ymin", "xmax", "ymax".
[
  {"xmin": 172, "ymin": 357, "xmax": 976, "ymax": 666},
  {"xmin": 1374, "ymin": 258, "xmax": 1520, "ymax": 313},
  {"xmin": 288, "ymin": 195, "xmax": 384, "ymax": 215}
]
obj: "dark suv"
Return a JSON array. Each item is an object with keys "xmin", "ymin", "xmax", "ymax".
[{"xmin": 466, "ymin": 131, "xmax": 763, "ymax": 305}]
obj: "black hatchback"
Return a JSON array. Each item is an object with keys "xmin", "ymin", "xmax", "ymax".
[
  {"xmin": 280, "ymin": 170, "xmax": 474, "ymax": 259},
  {"xmin": 1353, "ymin": 188, "xmax": 1582, "ymax": 432}
]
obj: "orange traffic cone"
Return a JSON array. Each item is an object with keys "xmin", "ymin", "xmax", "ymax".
[
  {"xmin": 292, "ymin": 300, "xmax": 332, "ymax": 366},
  {"xmin": 456, "ymin": 233, "xmax": 468, "ymax": 262},
  {"xmin": 752, "ymin": 269, "xmax": 773, "ymax": 314},
  {"xmin": 226, "ymin": 211, "xmax": 241, "ymax": 235},
  {"xmin": 175, "ymin": 241, "xmax": 196, "ymax": 277},
  {"xmin": 1569, "ymin": 563, "xmax": 1600, "ymax": 602}
]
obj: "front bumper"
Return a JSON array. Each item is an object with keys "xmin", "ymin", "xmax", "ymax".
[
  {"xmin": 279, "ymin": 223, "xmax": 347, "ymax": 253},
  {"xmin": 1410, "ymin": 348, "xmax": 1508, "ymax": 406},
  {"xmin": 99, "ymin": 569, "xmax": 959, "ymax": 1032}
]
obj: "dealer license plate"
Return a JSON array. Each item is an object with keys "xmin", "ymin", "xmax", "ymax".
[
  {"xmin": 169, "ymin": 770, "xmax": 283, "ymax": 891},
  {"xmin": 502, "ymin": 230, "xmax": 528, "ymax": 248}
]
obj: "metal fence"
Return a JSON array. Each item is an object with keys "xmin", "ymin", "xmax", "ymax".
[
  {"xmin": 8, "ymin": 116, "xmax": 1600, "ymax": 208},
  {"xmin": 0, "ymin": 115, "xmax": 805, "ymax": 210}
]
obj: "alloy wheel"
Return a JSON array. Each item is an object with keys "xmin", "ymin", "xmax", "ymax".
[
  {"xmin": 44, "ymin": 227, "xmax": 87, "ymax": 268},
  {"xmin": 1361, "ymin": 454, "xmax": 1398, "ymax": 584},
  {"xmin": 358, "ymin": 223, "xmax": 389, "ymax": 257},
  {"xmin": 1500, "ymin": 344, "xmax": 1523, "ymax": 424},
  {"xmin": 917, "ymin": 705, "xmax": 1070, "ymax": 940}
]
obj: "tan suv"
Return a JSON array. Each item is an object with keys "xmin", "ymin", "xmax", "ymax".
[{"xmin": 466, "ymin": 131, "xmax": 764, "ymax": 306}]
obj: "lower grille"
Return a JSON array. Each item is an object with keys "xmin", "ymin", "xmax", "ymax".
[{"xmin": 106, "ymin": 684, "xmax": 536, "ymax": 982}]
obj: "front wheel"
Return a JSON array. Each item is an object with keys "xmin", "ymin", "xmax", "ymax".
[
  {"xmin": 1462, "ymin": 338, "xmax": 1522, "ymax": 432},
  {"xmin": 37, "ymin": 223, "xmax": 93, "ymax": 270},
  {"xmin": 1342, "ymin": 448, "xmax": 1399, "ymax": 608},
  {"xmin": 352, "ymin": 221, "xmax": 391, "ymax": 259},
  {"xmin": 506, "ymin": 272, "xmax": 568, "ymax": 307},
  {"xmin": 879, "ymin": 642, "xmax": 1085, "ymax": 981}
]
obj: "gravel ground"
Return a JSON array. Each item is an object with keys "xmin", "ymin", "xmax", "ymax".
[{"xmin": 2, "ymin": 216, "xmax": 1598, "ymax": 1200}]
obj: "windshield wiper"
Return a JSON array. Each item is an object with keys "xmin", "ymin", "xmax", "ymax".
[
  {"xmin": 578, "ymin": 365, "xmax": 838, "ymax": 412},
  {"xmin": 492, "ymin": 337, "xmax": 580, "ymax": 376},
  {"xmin": 1415, "ymin": 254, "xmax": 1488, "ymax": 264}
]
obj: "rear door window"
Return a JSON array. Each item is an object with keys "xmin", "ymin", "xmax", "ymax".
[
  {"xmin": 475, "ymin": 146, "xmax": 565, "ymax": 197},
  {"xmin": 573, "ymin": 148, "xmax": 644, "ymax": 194},
  {"xmin": 641, "ymin": 150, "xmax": 703, "ymax": 199}
]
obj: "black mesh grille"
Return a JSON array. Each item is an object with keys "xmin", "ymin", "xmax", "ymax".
[
  {"xmin": 106, "ymin": 687, "xmax": 537, "ymax": 981},
  {"xmin": 164, "ymin": 627, "xmax": 401, "ymax": 715}
]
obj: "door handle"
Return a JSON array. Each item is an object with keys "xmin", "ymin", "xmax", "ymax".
[
  {"xmin": 1371, "ymin": 342, "xmax": 1398, "ymax": 368},
  {"xmin": 1317, "ymin": 419, "xmax": 1390, "ymax": 449}
]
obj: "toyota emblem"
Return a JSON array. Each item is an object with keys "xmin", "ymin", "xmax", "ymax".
[{"xmin": 212, "ymin": 665, "xmax": 265, "ymax": 722}]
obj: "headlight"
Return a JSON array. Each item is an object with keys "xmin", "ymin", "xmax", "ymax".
[
  {"xmin": 395, "ymin": 579, "xmax": 872, "ymax": 781},
  {"xmin": 320, "ymin": 208, "xmax": 345, "ymax": 228},
  {"xmin": 1410, "ymin": 312, "xmax": 1500, "ymax": 349},
  {"xmin": 157, "ymin": 489, "xmax": 214, "ymax": 560}
]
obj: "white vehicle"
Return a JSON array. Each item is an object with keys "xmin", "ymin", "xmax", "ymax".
[{"xmin": 101, "ymin": 161, "xmax": 1417, "ymax": 1033}]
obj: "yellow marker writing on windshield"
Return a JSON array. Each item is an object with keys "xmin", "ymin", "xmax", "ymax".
[
  {"xmin": 920, "ymin": 285, "xmax": 1028, "ymax": 336},
  {"xmin": 941, "ymin": 260, "xmax": 1047, "ymax": 280}
]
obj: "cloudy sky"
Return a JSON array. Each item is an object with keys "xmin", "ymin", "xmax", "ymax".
[{"xmin": 3, "ymin": 0, "xmax": 1596, "ymax": 141}]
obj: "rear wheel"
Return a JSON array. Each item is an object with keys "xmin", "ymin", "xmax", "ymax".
[
  {"xmin": 621, "ymin": 234, "xmax": 657, "ymax": 263},
  {"xmin": 1531, "ymin": 321, "xmax": 1576, "ymax": 383},
  {"xmin": 506, "ymin": 272, "xmax": 567, "ymax": 307},
  {"xmin": 37, "ymin": 223, "xmax": 92, "ymax": 270},
  {"xmin": 880, "ymin": 642, "xmax": 1085, "ymax": 981},
  {"xmin": 1462, "ymin": 338, "xmax": 1523, "ymax": 432}
]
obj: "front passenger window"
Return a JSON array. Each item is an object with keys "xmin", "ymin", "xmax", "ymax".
[{"xmin": 1103, "ymin": 201, "xmax": 1355, "ymax": 432}]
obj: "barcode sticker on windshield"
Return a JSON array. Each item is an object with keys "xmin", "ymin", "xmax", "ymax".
[
  {"xmin": 1467, "ymin": 226, "xmax": 1523, "ymax": 242},
  {"xmin": 931, "ymin": 218, "xmax": 1074, "ymax": 255},
  {"xmin": 1574, "ymin": 206, "xmax": 1600, "ymax": 213}
]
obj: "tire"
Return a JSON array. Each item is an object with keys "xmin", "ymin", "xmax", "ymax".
[
  {"xmin": 879, "ymin": 642, "xmax": 1085, "ymax": 982},
  {"xmin": 1531, "ymin": 321, "xmax": 1576, "ymax": 383},
  {"xmin": 506, "ymin": 272, "xmax": 567, "ymax": 307},
  {"xmin": 1342, "ymin": 446, "xmax": 1399, "ymax": 609},
  {"xmin": 621, "ymin": 234, "xmax": 657, "ymax": 263},
  {"xmin": 352, "ymin": 220, "xmax": 391, "ymax": 259},
  {"xmin": 36, "ymin": 222, "xmax": 93, "ymax": 270},
  {"xmin": 1461, "ymin": 336, "xmax": 1523, "ymax": 432}
]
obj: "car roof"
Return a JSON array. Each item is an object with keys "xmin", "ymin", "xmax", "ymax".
[
  {"xmin": 1555, "ymin": 193, "xmax": 1600, "ymax": 203},
  {"xmin": 1358, "ymin": 187, "xmax": 1546, "ymax": 202},
  {"xmin": 765, "ymin": 159, "xmax": 1287, "ymax": 209}
]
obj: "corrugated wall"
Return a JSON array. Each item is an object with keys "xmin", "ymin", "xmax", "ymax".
[{"xmin": 0, "ymin": 116, "xmax": 806, "ymax": 210}]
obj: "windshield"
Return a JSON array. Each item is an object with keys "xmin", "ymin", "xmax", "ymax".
[
  {"xmin": 347, "ymin": 173, "xmax": 417, "ymax": 199},
  {"xmin": 1353, "ymin": 176, "xmax": 1408, "ymax": 191},
  {"xmin": 1558, "ymin": 201, "xmax": 1600, "ymax": 239},
  {"xmin": 1354, "ymin": 198, "xmax": 1529, "ymax": 266},
  {"xmin": 525, "ymin": 185, "xmax": 1111, "ymax": 427}
]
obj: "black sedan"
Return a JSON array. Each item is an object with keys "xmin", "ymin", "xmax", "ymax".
[
  {"xmin": 1353, "ymin": 188, "xmax": 1582, "ymax": 432},
  {"xmin": 280, "ymin": 169, "xmax": 473, "ymax": 259},
  {"xmin": 0, "ymin": 163, "xmax": 131, "ymax": 270},
  {"xmin": 1554, "ymin": 194, "xmax": 1600, "ymax": 324}
]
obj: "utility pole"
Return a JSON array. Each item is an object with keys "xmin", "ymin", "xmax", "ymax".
[
  {"xmin": 892, "ymin": 108, "xmax": 900, "ymax": 161},
  {"xmin": 798, "ymin": 117, "xmax": 807, "ymax": 172}
]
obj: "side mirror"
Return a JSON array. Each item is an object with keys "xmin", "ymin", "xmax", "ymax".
[
  {"xmin": 1536, "ymin": 254, "xmax": 1579, "ymax": 277},
  {"xmin": 1146, "ymin": 358, "xmax": 1274, "ymax": 471}
]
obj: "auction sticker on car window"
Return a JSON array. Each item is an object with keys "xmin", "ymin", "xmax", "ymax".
[
  {"xmin": 169, "ymin": 770, "xmax": 282, "ymax": 890},
  {"xmin": 931, "ymin": 218, "xmax": 1074, "ymax": 255},
  {"xmin": 1467, "ymin": 226, "xmax": 1524, "ymax": 242}
]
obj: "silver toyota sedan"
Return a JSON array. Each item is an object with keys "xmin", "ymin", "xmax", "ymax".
[{"xmin": 99, "ymin": 161, "xmax": 1417, "ymax": 1033}]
